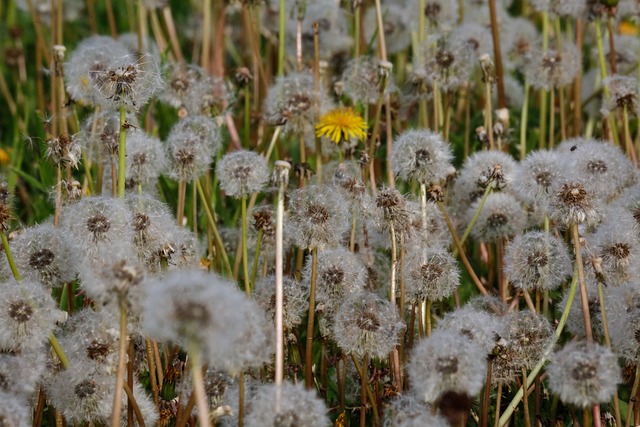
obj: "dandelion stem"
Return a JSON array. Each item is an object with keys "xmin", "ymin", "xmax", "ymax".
[
  {"xmin": 122, "ymin": 381, "xmax": 146, "ymax": 427},
  {"xmin": 189, "ymin": 346, "xmax": 212, "ymax": 427},
  {"xmin": 48, "ymin": 333, "xmax": 69, "ymax": 369},
  {"xmin": 162, "ymin": 6, "xmax": 184, "ymax": 62},
  {"xmin": 488, "ymin": 0, "xmax": 506, "ymax": 108},
  {"xmin": 454, "ymin": 183, "xmax": 493, "ymax": 256},
  {"xmin": 239, "ymin": 371, "xmax": 246, "ymax": 427},
  {"xmin": 305, "ymin": 247, "xmax": 318, "ymax": 389},
  {"xmin": 437, "ymin": 201, "xmax": 488, "ymax": 295},
  {"xmin": 351, "ymin": 353, "xmax": 380, "ymax": 425},
  {"xmin": 196, "ymin": 179, "xmax": 233, "ymax": 277},
  {"xmin": 202, "ymin": 0, "xmax": 212, "ymax": 70},
  {"xmin": 388, "ymin": 220, "xmax": 402, "ymax": 389},
  {"xmin": 499, "ymin": 267, "xmax": 579, "ymax": 427},
  {"xmin": 360, "ymin": 353, "xmax": 368, "ymax": 427},
  {"xmin": 241, "ymin": 195, "xmax": 251, "ymax": 296},
  {"xmin": 549, "ymin": 88, "xmax": 555, "ymax": 149},
  {"xmin": 570, "ymin": 223, "xmax": 593, "ymax": 342},
  {"xmin": 623, "ymin": 104, "xmax": 638, "ymax": 167},
  {"xmin": 117, "ymin": 105, "xmax": 127, "ymax": 199},
  {"xmin": 251, "ymin": 230, "xmax": 263, "ymax": 287},
  {"xmin": 522, "ymin": 367, "xmax": 531, "ymax": 427},
  {"xmin": 625, "ymin": 366, "xmax": 640, "ymax": 427},
  {"xmin": 520, "ymin": 81, "xmax": 530, "ymax": 160},
  {"xmin": 481, "ymin": 359, "xmax": 493, "ymax": 427},
  {"xmin": 485, "ymin": 80, "xmax": 495, "ymax": 150},
  {"xmin": 277, "ymin": 0, "xmax": 285, "ymax": 76},
  {"xmin": 1, "ymin": 231, "xmax": 21, "ymax": 281},
  {"xmin": 111, "ymin": 301, "xmax": 129, "ymax": 427},
  {"xmin": 145, "ymin": 338, "xmax": 160, "ymax": 409},
  {"xmin": 275, "ymin": 161, "xmax": 289, "ymax": 389}
]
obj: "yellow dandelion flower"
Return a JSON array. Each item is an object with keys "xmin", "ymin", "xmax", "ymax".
[{"xmin": 315, "ymin": 107, "xmax": 368, "ymax": 144}]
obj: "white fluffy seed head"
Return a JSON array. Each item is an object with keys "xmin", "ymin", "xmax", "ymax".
[
  {"xmin": 408, "ymin": 330, "xmax": 487, "ymax": 403},
  {"xmin": 167, "ymin": 116, "xmax": 221, "ymax": 182},
  {"xmin": 547, "ymin": 341, "xmax": 620, "ymax": 408},
  {"xmin": 391, "ymin": 129, "xmax": 454, "ymax": 185},
  {"xmin": 217, "ymin": 150, "xmax": 269, "ymax": 198},
  {"xmin": 404, "ymin": 246, "xmax": 460, "ymax": 303}
]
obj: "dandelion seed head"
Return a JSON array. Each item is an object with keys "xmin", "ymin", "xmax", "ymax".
[
  {"xmin": 167, "ymin": 116, "xmax": 221, "ymax": 182},
  {"xmin": 217, "ymin": 150, "xmax": 270, "ymax": 198},
  {"xmin": 547, "ymin": 341, "xmax": 620, "ymax": 408},
  {"xmin": 391, "ymin": 129, "xmax": 453, "ymax": 185},
  {"xmin": 548, "ymin": 180, "xmax": 602, "ymax": 227},
  {"xmin": 364, "ymin": 4, "xmax": 411, "ymax": 55},
  {"xmin": 469, "ymin": 192, "xmax": 526, "ymax": 242},
  {"xmin": 404, "ymin": 246, "xmax": 459, "ymax": 303},
  {"xmin": 342, "ymin": 56, "xmax": 397, "ymax": 105},
  {"xmin": 526, "ymin": 41, "xmax": 581, "ymax": 90}
]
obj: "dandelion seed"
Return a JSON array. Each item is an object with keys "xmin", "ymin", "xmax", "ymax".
[
  {"xmin": 0, "ymin": 351, "xmax": 45, "ymax": 398},
  {"xmin": 391, "ymin": 129, "xmax": 453, "ymax": 186},
  {"xmin": 244, "ymin": 382, "xmax": 329, "ymax": 427},
  {"xmin": 504, "ymin": 231, "xmax": 572, "ymax": 292},
  {"xmin": 547, "ymin": 341, "xmax": 620, "ymax": 408},
  {"xmin": 333, "ymin": 291, "xmax": 405, "ymax": 359},
  {"xmin": 408, "ymin": 330, "xmax": 487, "ymax": 403},
  {"xmin": 0, "ymin": 279, "xmax": 64, "ymax": 352},
  {"xmin": 603, "ymin": 284, "xmax": 640, "ymax": 364},
  {"xmin": 123, "ymin": 129, "xmax": 167, "ymax": 190},
  {"xmin": 384, "ymin": 394, "xmax": 447, "ymax": 427},
  {"xmin": 217, "ymin": 150, "xmax": 270, "ymax": 198},
  {"xmin": 404, "ymin": 246, "xmax": 460, "ymax": 303},
  {"xmin": 374, "ymin": 187, "xmax": 412, "ymax": 236}
]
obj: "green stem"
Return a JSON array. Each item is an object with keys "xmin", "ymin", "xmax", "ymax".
[
  {"xmin": 49, "ymin": 333, "xmax": 69, "ymax": 369},
  {"xmin": 241, "ymin": 196, "xmax": 251, "ymax": 296},
  {"xmin": 1, "ymin": 231, "xmax": 21, "ymax": 281},
  {"xmin": 196, "ymin": 180, "xmax": 232, "ymax": 277},
  {"xmin": 520, "ymin": 81, "xmax": 530, "ymax": 160},
  {"xmin": 117, "ymin": 105, "xmax": 127, "ymax": 199},
  {"xmin": 453, "ymin": 183, "xmax": 493, "ymax": 258},
  {"xmin": 351, "ymin": 354, "xmax": 380, "ymax": 425},
  {"xmin": 277, "ymin": 0, "xmax": 285, "ymax": 76},
  {"xmin": 499, "ymin": 268, "xmax": 579, "ymax": 427},
  {"xmin": 110, "ymin": 301, "xmax": 128, "ymax": 427},
  {"xmin": 597, "ymin": 282, "xmax": 623, "ymax": 427},
  {"xmin": 243, "ymin": 88, "xmax": 250, "ymax": 148}
]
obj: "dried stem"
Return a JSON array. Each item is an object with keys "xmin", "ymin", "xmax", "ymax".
[
  {"xmin": 570, "ymin": 223, "xmax": 593, "ymax": 342},
  {"xmin": 305, "ymin": 247, "xmax": 318, "ymax": 389},
  {"xmin": 110, "ymin": 301, "xmax": 129, "ymax": 427}
]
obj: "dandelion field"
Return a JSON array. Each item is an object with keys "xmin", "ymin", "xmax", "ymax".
[{"xmin": 1, "ymin": 0, "xmax": 640, "ymax": 426}]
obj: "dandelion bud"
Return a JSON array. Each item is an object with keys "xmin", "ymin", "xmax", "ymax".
[
  {"xmin": 547, "ymin": 341, "xmax": 620, "ymax": 408},
  {"xmin": 234, "ymin": 66, "xmax": 253, "ymax": 87},
  {"xmin": 217, "ymin": 150, "xmax": 269, "ymax": 198}
]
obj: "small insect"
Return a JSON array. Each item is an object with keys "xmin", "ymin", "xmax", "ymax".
[{"xmin": 570, "ymin": 145, "xmax": 578, "ymax": 152}]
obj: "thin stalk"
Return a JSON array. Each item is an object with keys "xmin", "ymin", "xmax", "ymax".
[
  {"xmin": 1, "ymin": 231, "xmax": 20, "ymax": 281},
  {"xmin": 277, "ymin": 0, "xmax": 285, "ymax": 76},
  {"xmin": 122, "ymin": 382, "xmax": 146, "ymax": 427},
  {"xmin": 351, "ymin": 354, "xmax": 380, "ymax": 425},
  {"xmin": 162, "ymin": 6, "xmax": 183, "ymax": 62},
  {"xmin": 437, "ymin": 201, "xmax": 489, "ymax": 295},
  {"xmin": 570, "ymin": 223, "xmax": 593, "ymax": 342},
  {"xmin": 127, "ymin": 340, "xmax": 134, "ymax": 426},
  {"xmin": 485, "ymin": 80, "xmax": 495, "ymax": 149},
  {"xmin": 626, "ymin": 366, "xmax": 640, "ymax": 427},
  {"xmin": 623, "ymin": 105, "xmax": 638, "ymax": 167},
  {"xmin": 499, "ymin": 268, "xmax": 579, "ymax": 427},
  {"xmin": 367, "ymin": 93, "xmax": 385, "ymax": 192},
  {"xmin": 494, "ymin": 384, "xmax": 503, "ymax": 427},
  {"xmin": 176, "ymin": 180, "xmax": 186, "ymax": 226},
  {"xmin": 481, "ymin": 359, "xmax": 493, "ymax": 427},
  {"xmin": 454, "ymin": 183, "xmax": 493, "ymax": 255},
  {"xmin": 354, "ymin": 2, "xmax": 362, "ymax": 58},
  {"xmin": 117, "ymin": 106, "xmax": 127, "ymax": 199},
  {"xmin": 573, "ymin": 18, "xmax": 584, "ymax": 136},
  {"xmin": 145, "ymin": 338, "xmax": 160, "ymax": 409},
  {"xmin": 202, "ymin": 0, "xmax": 212, "ymax": 69},
  {"xmin": 305, "ymin": 247, "xmax": 318, "ymax": 389},
  {"xmin": 360, "ymin": 353, "xmax": 369, "ymax": 427},
  {"xmin": 559, "ymin": 86, "xmax": 567, "ymax": 141},
  {"xmin": 425, "ymin": 300, "xmax": 432, "ymax": 335},
  {"xmin": 250, "ymin": 230, "xmax": 263, "ymax": 286},
  {"xmin": 275, "ymin": 161, "xmax": 289, "ymax": 389},
  {"xmin": 241, "ymin": 196, "xmax": 251, "ymax": 296},
  {"xmin": 388, "ymin": 221, "xmax": 402, "ymax": 390},
  {"xmin": 243, "ymin": 87, "xmax": 251, "ymax": 148},
  {"xmin": 349, "ymin": 210, "xmax": 357, "ymax": 252},
  {"xmin": 597, "ymin": 282, "xmax": 623, "ymax": 427},
  {"xmin": 105, "ymin": 0, "xmax": 117, "ymax": 37},
  {"xmin": 48, "ymin": 334, "xmax": 69, "ymax": 368},
  {"xmin": 488, "ymin": 0, "xmax": 506, "ymax": 108},
  {"xmin": 420, "ymin": 183, "xmax": 428, "ymax": 238},
  {"xmin": 522, "ymin": 368, "xmax": 531, "ymax": 427},
  {"xmin": 189, "ymin": 347, "xmax": 212, "ymax": 427},
  {"xmin": 539, "ymin": 90, "xmax": 548, "ymax": 149},
  {"xmin": 373, "ymin": 0, "xmax": 388, "ymax": 61},
  {"xmin": 549, "ymin": 89, "xmax": 555, "ymax": 149},
  {"xmin": 196, "ymin": 180, "xmax": 233, "ymax": 277},
  {"xmin": 110, "ymin": 301, "xmax": 129, "ymax": 427}
]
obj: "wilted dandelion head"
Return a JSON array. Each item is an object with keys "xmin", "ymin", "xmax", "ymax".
[
  {"xmin": 526, "ymin": 41, "xmax": 581, "ymax": 90},
  {"xmin": 217, "ymin": 150, "xmax": 269, "ymax": 198},
  {"xmin": 333, "ymin": 291, "xmax": 405, "ymax": 359},
  {"xmin": 264, "ymin": 71, "xmax": 332, "ymax": 135},
  {"xmin": 167, "ymin": 116, "xmax": 221, "ymax": 182},
  {"xmin": 548, "ymin": 180, "xmax": 601, "ymax": 227},
  {"xmin": 504, "ymin": 231, "xmax": 572, "ymax": 292},
  {"xmin": 0, "ymin": 279, "xmax": 64, "ymax": 352},
  {"xmin": 469, "ymin": 192, "xmax": 526, "ymax": 242},
  {"xmin": 374, "ymin": 187, "xmax": 411, "ymax": 235},
  {"xmin": 547, "ymin": 341, "xmax": 620, "ymax": 408},
  {"xmin": 45, "ymin": 133, "xmax": 82, "ymax": 168},
  {"xmin": 287, "ymin": 185, "xmax": 349, "ymax": 250},
  {"xmin": 1, "ymin": 223, "xmax": 77, "ymax": 288},
  {"xmin": 404, "ymin": 246, "xmax": 460, "ymax": 303},
  {"xmin": 341, "ymin": 56, "xmax": 396, "ymax": 104},
  {"xmin": 309, "ymin": 247, "xmax": 367, "ymax": 314},
  {"xmin": 244, "ymin": 382, "xmax": 329, "ymax": 427},
  {"xmin": 408, "ymin": 330, "xmax": 487, "ymax": 403},
  {"xmin": 391, "ymin": 129, "xmax": 453, "ymax": 185}
]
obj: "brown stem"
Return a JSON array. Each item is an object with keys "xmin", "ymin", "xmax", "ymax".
[
  {"xmin": 481, "ymin": 359, "xmax": 493, "ymax": 427},
  {"xmin": 573, "ymin": 19, "xmax": 583, "ymax": 137},
  {"xmin": 127, "ymin": 340, "xmax": 134, "ymax": 426},
  {"xmin": 105, "ymin": 0, "xmax": 118, "ymax": 38},
  {"xmin": 522, "ymin": 368, "xmax": 531, "ymax": 427},
  {"xmin": 570, "ymin": 223, "xmax": 593, "ymax": 342},
  {"xmin": 305, "ymin": 248, "xmax": 318, "ymax": 389},
  {"xmin": 145, "ymin": 338, "xmax": 160, "ymax": 409},
  {"xmin": 162, "ymin": 6, "xmax": 184, "ymax": 62},
  {"xmin": 122, "ymin": 382, "xmax": 146, "ymax": 427},
  {"xmin": 360, "ymin": 353, "xmax": 368, "ymax": 427}
]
